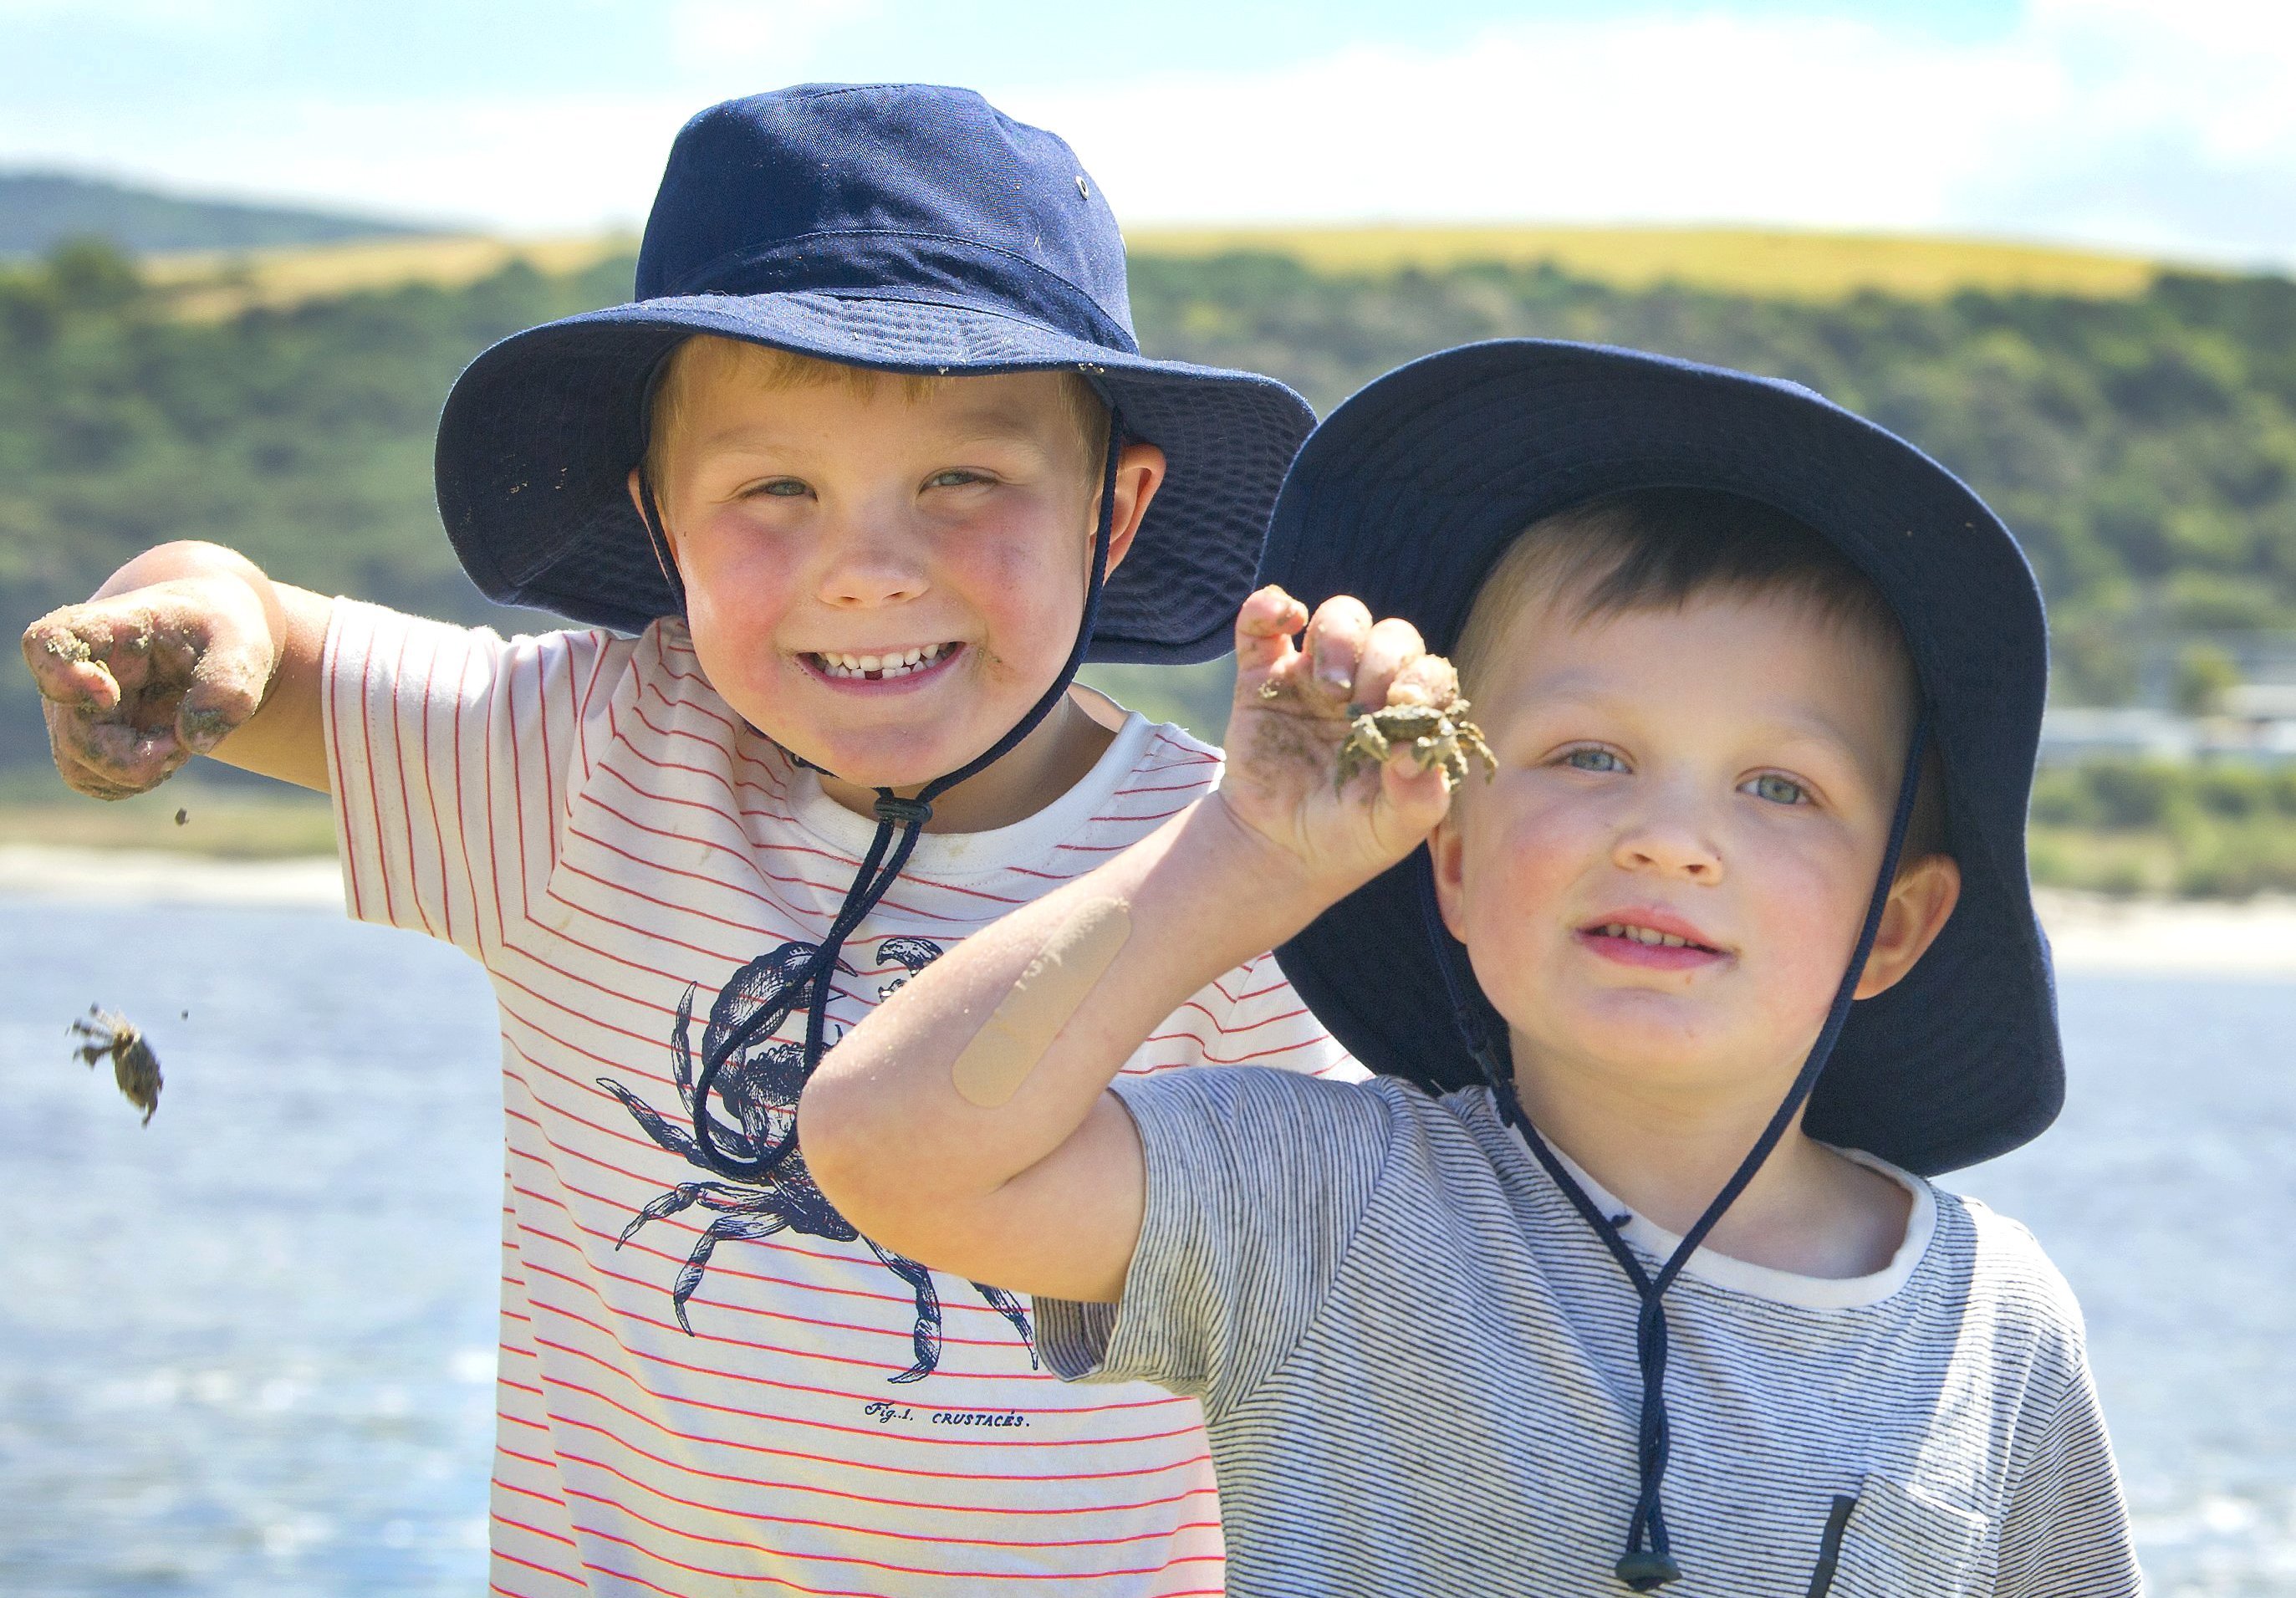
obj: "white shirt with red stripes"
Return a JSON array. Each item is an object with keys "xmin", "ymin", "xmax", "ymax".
[{"xmin": 321, "ymin": 600, "xmax": 1358, "ymax": 1597}]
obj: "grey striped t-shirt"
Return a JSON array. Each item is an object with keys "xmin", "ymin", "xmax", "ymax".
[{"xmin": 1039, "ymin": 1068, "xmax": 2139, "ymax": 1597}]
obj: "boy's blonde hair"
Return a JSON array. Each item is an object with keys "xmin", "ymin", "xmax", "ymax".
[
  {"xmin": 1454, "ymin": 488, "xmax": 1947, "ymax": 859},
  {"xmin": 642, "ymin": 335, "xmax": 1109, "ymax": 492}
]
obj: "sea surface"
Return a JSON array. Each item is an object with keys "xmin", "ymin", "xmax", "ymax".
[{"xmin": 1, "ymin": 897, "xmax": 2290, "ymax": 1595}]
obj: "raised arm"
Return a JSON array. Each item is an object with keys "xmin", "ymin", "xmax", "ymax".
[
  {"xmin": 20, "ymin": 540, "xmax": 334, "ymax": 796},
  {"xmin": 801, "ymin": 586, "xmax": 1460, "ymax": 1304}
]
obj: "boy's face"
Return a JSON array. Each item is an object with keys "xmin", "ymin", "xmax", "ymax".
[
  {"xmin": 641, "ymin": 362, "xmax": 1160, "ymax": 789},
  {"xmin": 1432, "ymin": 588, "xmax": 1958, "ymax": 1104}
]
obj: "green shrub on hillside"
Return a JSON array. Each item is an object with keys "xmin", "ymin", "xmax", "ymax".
[
  {"xmin": 1129, "ymin": 256, "xmax": 2296, "ymax": 666},
  {"xmin": 2028, "ymin": 758, "xmax": 2296, "ymax": 896},
  {"xmin": 9, "ymin": 239, "xmax": 2296, "ymax": 781},
  {"xmin": 0, "ymin": 242, "xmax": 635, "ymax": 767}
]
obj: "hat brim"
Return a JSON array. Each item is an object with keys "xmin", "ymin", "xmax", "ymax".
[
  {"xmin": 1262, "ymin": 340, "xmax": 2061, "ymax": 1177},
  {"xmin": 434, "ymin": 292, "xmax": 1314, "ymax": 661}
]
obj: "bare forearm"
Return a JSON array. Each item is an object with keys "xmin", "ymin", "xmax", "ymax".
[
  {"xmin": 802, "ymin": 794, "xmax": 1321, "ymax": 1284},
  {"xmin": 92, "ymin": 540, "xmax": 275, "ymax": 602},
  {"xmin": 802, "ymin": 585, "xmax": 1460, "ymax": 1300}
]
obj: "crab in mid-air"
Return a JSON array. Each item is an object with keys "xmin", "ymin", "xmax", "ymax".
[
  {"xmin": 69, "ymin": 1006, "xmax": 162, "ymax": 1125},
  {"xmin": 1333, "ymin": 692, "xmax": 1498, "ymax": 793},
  {"xmin": 598, "ymin": 937, "xmax": 1036, "ymax": 1381}
]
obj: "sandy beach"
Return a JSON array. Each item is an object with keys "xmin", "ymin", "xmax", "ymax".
[
  {"xmin": 2031, "ymin": 887, "xmax": 2296, "ymax": 977},
  {"xmin": 3, "ymin": 844, "xmax": 2293, "ymax": 977},
  {"xmin": 0, "ymin": 844, "xmax": 344, "ymax": 908}
]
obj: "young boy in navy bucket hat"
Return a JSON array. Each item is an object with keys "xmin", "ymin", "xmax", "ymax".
[
  {"xmin": 23, "ymin": 84, "xmax": 1360, "ymax": 1593},
  {"xmin": 804, "ymin": 340, "xmax": 2142, "ymax": 1594}
]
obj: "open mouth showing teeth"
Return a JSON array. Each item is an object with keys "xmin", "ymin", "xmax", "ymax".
[
  {"xmin": 810, "ymin": 643, "xmax": 957, "ymax": 682},
  {"xmin": 1590, "ymin": 922, "xmax": 1719, "ymax": 952}
]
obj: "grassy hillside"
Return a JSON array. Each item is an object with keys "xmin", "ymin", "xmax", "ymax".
[
  {"xmin": 1136, "ymin": 252, "xmax": 2296, "ymax": 685},
  {"xmin": 7, "ymin": 232, "xmax": 2296, "ymax": 773},
  {"xmin": 0, "ymin": 240, "xmax": 633, "ymax": 773},
  {"xmin": 142, "ymin": 234, "xmax": 635, "ymax": 320},
  {"xmin": 0, "ymin": 171, "xmax": 425, "ymax": 258},
  {"xmin": 139, "ymin": 223, "xmax": 2178, "ymax": 309},
  {"xmin": 1127, "ymin": 224, "xmax": 2176, "ymax": 302},
  {"xmin": 2028, "ymin": 758, "xmax": 2296, "ymax": 896}
]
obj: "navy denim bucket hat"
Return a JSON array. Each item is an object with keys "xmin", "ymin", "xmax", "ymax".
[
  {"xmin": 1262, "ymin": 339, "xmax": 2061, "ymax": 1181},
  {"xmin": 1261, "ymin": 339, "xmax": 2064, "ymax": 1590},
  {"xmin": 433, "ymin": 82, "xmax": 1314, "ymax": 661}
]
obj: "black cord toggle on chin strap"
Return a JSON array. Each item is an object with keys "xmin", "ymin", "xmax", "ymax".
[
  {"xmin": 659, "ymin": 411, "xmax": 1127, "ymax": 1184},
  {"xmin": 1423, "ymin": 716, "xmax": 1931, "ymax": 1591},
  {"xmin": 870, "ymin": 794, "xmax": 934, "ymax": 827}
]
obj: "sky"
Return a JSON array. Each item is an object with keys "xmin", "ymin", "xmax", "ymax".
[{"xmin": 5, "ymin": 0, "xmax": 2296, "ymax": 265}]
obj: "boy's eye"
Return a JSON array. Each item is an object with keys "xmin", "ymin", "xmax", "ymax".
[
  {"xmin": 750, "ymin": 478, "xmax": 809, "ymax": 498},
  {"xmin": 1563, "ymin": 748, "xmax": 1625, "ymax": 773},
  {"xmin": 1745, "ymin": 773, "xmax": 1809, "ymax": 806},
  {"xmin": 925, "ymin": 469, "xmax": 989, "ymax": 489}
]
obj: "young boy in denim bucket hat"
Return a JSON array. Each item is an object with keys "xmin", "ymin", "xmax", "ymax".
[
  {"xmin": 23, "ymin": 84, "xmax": 1357, "ymax": 1593},
  {"xmin": 804, "ymin": 340, "xmax": 2141, "ymax": 1594}
]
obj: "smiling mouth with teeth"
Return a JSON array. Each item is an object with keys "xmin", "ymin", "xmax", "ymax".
[
  {"xmin": 1591, "ymin": 922, "xmax": 1720, "ymax": 952},
  {"xmin": 810, "ymin": 643, "xmax": 958, "ymax": 682}
]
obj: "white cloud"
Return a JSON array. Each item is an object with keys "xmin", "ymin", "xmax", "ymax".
[
  {"xmin": 0, "ymin": 88, "xmax": 695, "ymax": 232},
  {"xmin": 666, "ymin": 0, "xmax": 882, "ymax": 77},
  {"xmin": 193, "ymin": 92, "xmax": 697, "ymax": 232},
  {"xmin": 1006, "ymin": 17, "xmax": 2012, "ymax": 231},
  {"xmin": 0, "ymin": 1, "xmax": 883, "ymax": 232},
  {"xmin": 7, "ymin": 1, "xmax": 2295, "ymax": 261},
  {"xmin": 997, "ymin": 0, "xmax": 2296, "ymax": 263}
]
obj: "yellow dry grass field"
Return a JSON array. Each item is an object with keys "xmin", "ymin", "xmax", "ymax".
[
  {"xmin": 137, "ymin": 224, "xmax": 2191, "ymax": 311},
  {"xmin": 142, "ymin": 233, "xmax": 636, "ymax": 318},
  {"xmin": 1123, "ymin": 224, "xmax": 2180, "ymax": 300}
]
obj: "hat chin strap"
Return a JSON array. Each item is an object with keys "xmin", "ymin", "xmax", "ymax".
[
  {"xmin": 647, "ymin": 416, "xmax": 1126, "ymax": 1186},
  {"xmin": 1427, "ymin": 715, "xmax": 1931, "ymax": 1592}
]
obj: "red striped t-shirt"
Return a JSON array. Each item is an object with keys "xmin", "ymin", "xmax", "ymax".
[{"xmin": 321, "ymin": 601, "xmax": 1356, "ymax": 1597}]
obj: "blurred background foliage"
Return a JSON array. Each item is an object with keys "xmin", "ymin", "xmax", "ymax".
[
  {"xmin": 6, "ymin": 234, "xmax": 2296, "ymax": 889},
  {"xmin": 2028, "ymin": 758, "xmax": 2296, "ymax": 897},
  {"xmin": 1125, "ymin": 251, "xmax": 2296, "ymax": 712}
]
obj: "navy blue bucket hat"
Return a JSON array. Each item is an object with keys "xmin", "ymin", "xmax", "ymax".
[
  {"xmin": 1262, "ymin": 340, "xmax": 2063, "ymax": 1180},
  {"xmin": 434, "ymin": 82, "xmax": 1314, "ymax": 661}
]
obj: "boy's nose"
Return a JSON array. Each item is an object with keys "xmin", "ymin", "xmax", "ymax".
[
  {"xmin": 814, "ymin": 519, "xmax": 929, "ymax": 608},
  {"xmin": 1612, "ymin": 814, "xmax": 1724, "ymax": 883}
]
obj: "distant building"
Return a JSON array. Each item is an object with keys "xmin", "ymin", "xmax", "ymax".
[
  {"xmin": 2039, "ymin": 707, "xmax": 2199, "ymax": 766},
  {"xmin": 2221, "ymin": 685, "xmax": 2296, "ymax": 758},
  {"xmin": 2040, "ymin": 697, "xmax": 2296, "ymax": 766},
  {"xmin": 2055, "ymin": 631, "xmax": 2296, "ymax": 766}
]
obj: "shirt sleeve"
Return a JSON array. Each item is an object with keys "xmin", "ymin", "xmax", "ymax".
[
  {"xmin": 1125, "ymin": 951, "xmax": 1368, "ymax": 1084},
  {"xmin": 1992, "ymin": 1345, "xmax": 2142, "ymax": 1597},
  {"xmin": 323, "ymin": 599, "xmax": 627, "ymax": 958},
  {"xmin": 1036, "ymin": 1066, "xmax": 1399, "ymax": 1418}
]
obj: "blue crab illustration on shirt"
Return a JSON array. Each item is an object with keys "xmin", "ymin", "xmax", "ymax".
[{"xmin": 597, "ymin": 936, "xmax": 1038, "ymax": 1381}]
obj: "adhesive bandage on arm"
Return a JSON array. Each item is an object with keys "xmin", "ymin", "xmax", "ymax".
[{"xmin": 949, "ymin": 900, "xmax": 1133, "ymax": 1108}]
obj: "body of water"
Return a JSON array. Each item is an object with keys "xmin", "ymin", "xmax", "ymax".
[{"xmin": 1, "ymin": 898, "xmax": 2290, "ymax": 1594}]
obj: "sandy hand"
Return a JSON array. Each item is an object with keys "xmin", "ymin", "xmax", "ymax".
[
  {"xmin": 20, "ymin": 577, "xmax": 278, "ymax": 799},
  {"xmin": 1213, "ymin": 585, "xmax": 1464, "ymax": 897}
]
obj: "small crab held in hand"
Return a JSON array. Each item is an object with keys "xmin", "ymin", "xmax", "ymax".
[
  {"xmin": 1334, "ymin": 689, "xmax": 1498, "ymax": 794},
  {"xmin": 69, "ymin": 1006, "xmax": 162, "ymax": 1125}
]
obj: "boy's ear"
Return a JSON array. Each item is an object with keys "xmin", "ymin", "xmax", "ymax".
[
  {"xmin": 1099, "ymin": 442, "xmax": 1167, "ymax": 578},
  {"xmin": 627, "ymin": 469, "xmax": 683, "ymax": 572},
  {"xmin": 1429, "ymin": 813, "xmax": 1470, "ymax": 942},
  {"xmin": 1853, "ymin": 853, "xmax": 1962, "ymax": 1001}
]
